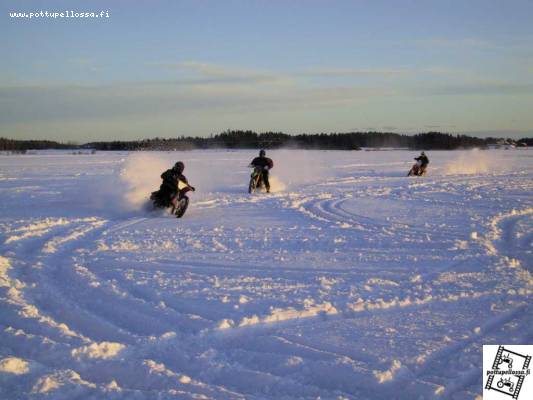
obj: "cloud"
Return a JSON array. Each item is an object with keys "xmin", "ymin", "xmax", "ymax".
[
  {"xmin": 301, "ymin": 67, "xmax": 408, "ymax": 77},
  {"xmin": 413, "ymin": 37, "xmax": 495, "ymax": 50},
  {"xmin": 0, "ymin": 77, "xmax": 400, "ymax": 141},
  {"xmin": 154, "ymin": 61, "xmax": 290, "ymax": 85},
  {"xmin": 416, "ymin": 81, "xmax": 533, "ymax": 96},
  {"xmin": 156, "ymin": 61, "xmax": 457, "ymax": 83},
  {"xmin": 160, "ymin": 61, "xmax": 249, "ymax": 77},
  {"xmin": 66, "ymin": 58, "xmax": 103, "ymax": 72},
  {"xmin": 2, "ymin": 60, "xmax": 531, "ymax": 140},
  {"xmin": 0, "ymin": 76, "xmax": 395, "ymax": 127},
  {"xmin": 412, "ymin": 37, "xmax": 533, "ymax": 61}
]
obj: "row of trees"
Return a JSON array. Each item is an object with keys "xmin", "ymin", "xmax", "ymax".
[
  {"xmin": 0, "ymin": 138, "xmax": 76, "ymax": 151},
  {"xmin": 84, "ymin": 131, "xmax": 528, "ymax": 151},
  {"xmin": 2, "ymin": 131, "xmax": 530, "ymax": 151}
]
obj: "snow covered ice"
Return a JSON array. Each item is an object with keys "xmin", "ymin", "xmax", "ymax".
[{"xmin": 0, "ymin": 149, "xmax": 531, "ymax": 399}]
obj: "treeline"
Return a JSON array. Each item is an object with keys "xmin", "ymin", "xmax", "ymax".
[
  {"xmin": 84, "ymin": 131, "xmax": 526, "ymax": 151},
  {"xmin": 0, "ymin": 138, "xmax": 77, "ymax": 151},
  {"xmin": 517, "ymin": 137, "xmax": 533, "ymax": 146},
  {"xmin": 2, "ymin": 131, "xmax": 530, "ymax": 151}
]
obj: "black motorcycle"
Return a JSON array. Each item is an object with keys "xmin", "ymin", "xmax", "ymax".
[
  {"xmin": 151, "ymin": 179, "xmax": 194, "ymax": 218},
  {"xmin": 407, "ymin": 161, "xmax": 427, "ymax": 177}
]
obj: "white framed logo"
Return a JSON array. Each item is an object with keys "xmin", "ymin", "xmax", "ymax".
[{"xmin": 483, "ymin": 345, "xmax": 532, "ymax": 399}]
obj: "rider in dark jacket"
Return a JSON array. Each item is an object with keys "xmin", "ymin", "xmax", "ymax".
[
  {"xmin": 413, "ymin": 152, "xmax": 429, "ymax": 175},
  {"xmin": 157, "ymin": 161, "xmax": 194, "ymax": 207},
  {"xmin": 414, "ymin": 152, "xmax": 429, "ymax": 167},
  {"xmin": 250, "ymin": 150, "xmax": 274, "ymax": 193}
]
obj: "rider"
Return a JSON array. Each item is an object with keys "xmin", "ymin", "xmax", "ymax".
[
  {"xmin": 414, "ymin": 151, "xmax": 429, "ymax": 175},
  {"xmin": 250, "ymin": 149, "xmax": 274, "ymax": 193},
  {"xmin": 158, "ymin": 161, "xmax": 195, "ymax": 207}
]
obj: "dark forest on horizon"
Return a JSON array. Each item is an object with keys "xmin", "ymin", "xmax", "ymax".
[{"xmin": 1, "ymin": 130, "xmax": 531, "ymax": 151}]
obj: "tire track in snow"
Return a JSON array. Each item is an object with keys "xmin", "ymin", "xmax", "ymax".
[
  {"xmin": 0, "ymin": 218, "xmax": 111, "ymax": 345},
  {"xmin": 285, "ymin": 191, "xmax": 450, "ymax": 248},
  {"xmin": 45, "ymin": 219, "xmax": 193, "ymax": 339},
  {"xmin": 2, "ymin": 215, "xmax": 213, "ymax": 396},
  {"xmin": 407, "ymin": 304, "xmax": 530, "ymax": 399},
  {"xmin": 102, "ymin": 216, "xmax": 148, "ymax": 235},
  {"xmin": 2, "ymin": 216, "xmax": 170, "ymax": 346},
  {"xmin": 285, "ymin": 193, "xmax": 381, "ymax": 231},
  {"xmin": 208, "ymin": 287, "xmax": 509, "ymax": 338},
  {"xmin": 3, "ymin": 216, "xmax": 249, "ymax": 399},
  {"xmin": 484, "ymin": 208, "xmax": 533, "ymax": 263}
]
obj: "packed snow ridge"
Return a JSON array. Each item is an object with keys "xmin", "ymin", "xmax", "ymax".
[{"xmin": 0, "ymin": 149, "xmax": 532, "ymax": 399}]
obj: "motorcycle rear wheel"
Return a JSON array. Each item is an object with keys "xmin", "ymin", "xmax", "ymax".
[{"xmin": 174, "ymin": 196, "xmax": 189, "ymax": 218}]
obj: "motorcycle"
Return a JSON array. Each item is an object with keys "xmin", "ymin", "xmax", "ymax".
[
  {"xmin": 407, "ymin": 160, "xmax": 427, "ymax": 177},
  {"xmin": 248, "ymin": 165, "xmax": 266, "ymax": 194},
  {"xmin": 150, "ymin": 179, "xmax": 194, "ymax": 218}
]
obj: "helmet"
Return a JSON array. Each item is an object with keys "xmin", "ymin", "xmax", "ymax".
[
  {"xmin": 421, "ymin": 151, "xmax": 425, "ymax": 156},
  {"xmin": 173, "ymin": 161, "xmax": 184, "ymax": 173},
  {"xmin": 259, "ymin": 149, "xmax": 266, "ymax": 157}
]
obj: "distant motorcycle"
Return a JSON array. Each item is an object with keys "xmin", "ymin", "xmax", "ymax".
[
  {"xmin": 248, "ymin": 165, "xmax": 266, "ymax": 193},
  {"xmin": 407, "ymin": 161, "xmax": 427, "ymax": 176},
  {"xmin": 150, "ymin": 179, "xmax": 194, "ymax": 218}
]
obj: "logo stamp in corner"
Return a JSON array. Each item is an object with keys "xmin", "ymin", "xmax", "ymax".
[{"xmin": 484, "ymin": 345, "xmax": 532, "ymax": 400}]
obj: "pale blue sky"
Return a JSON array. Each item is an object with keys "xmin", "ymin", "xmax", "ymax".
[{"xmin": 1, "ymin": 0, "xmax": 532, "ymax": 140}]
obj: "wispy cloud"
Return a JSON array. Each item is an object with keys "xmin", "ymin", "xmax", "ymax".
[
  {"xmin": 154, "ymin": 61, "xmax": 290, "ymax": 85},
  {"xmin": 412, "ymin": 37, "xmax": 495, "ymax": 50},
  {"xmin": 2, "ymin": 58, "xmax": 531, "ymax": 140},
  {"xmin": 67, "ymin": 58, "xmax": 103, "ymax": 72},
  {"xmin": 416, "ymin": 81, "xmax": 533, "ymax": 96},
  {"xmin": 155, "ymin": 61, "xmax": 445, "ymax": 83},
  {"xmin": 412, "ymin": 36, "xmax": 533, "ymax": 59},
  {"xmin": 1, "ymin": 75, "xmax": 530, "ymax": 131},
  {"xmin": 301, "ymin": 67, "xmax": 409, "ymax": 77},
  {"xmin": 0, "ymin": 78, "xmax": 391, "ymax": 126}
]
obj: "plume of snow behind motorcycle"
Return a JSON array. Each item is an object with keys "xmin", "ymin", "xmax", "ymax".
[{"xmin": 150, "ymin": 179, "xmax": 195, "ymax": 218}]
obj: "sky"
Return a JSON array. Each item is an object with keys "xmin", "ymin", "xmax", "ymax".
[{"xmin": 1, "ymin": 0, "xmax": 533, "ymax": 141}]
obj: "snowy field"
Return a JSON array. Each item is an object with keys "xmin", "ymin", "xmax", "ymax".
[{"xmin": 0, "ymin": 148, "xmax": 532, "ymax": 400}]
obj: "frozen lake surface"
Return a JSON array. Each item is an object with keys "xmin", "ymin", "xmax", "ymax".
[{"xmin": 1, "ymin": 149, "xmax": 531, "ymax": 399}]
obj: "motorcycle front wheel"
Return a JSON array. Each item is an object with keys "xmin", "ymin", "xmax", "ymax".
[{"xmin": 248, "ymin": 177, "xmax": 257, "ymax": 193}]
